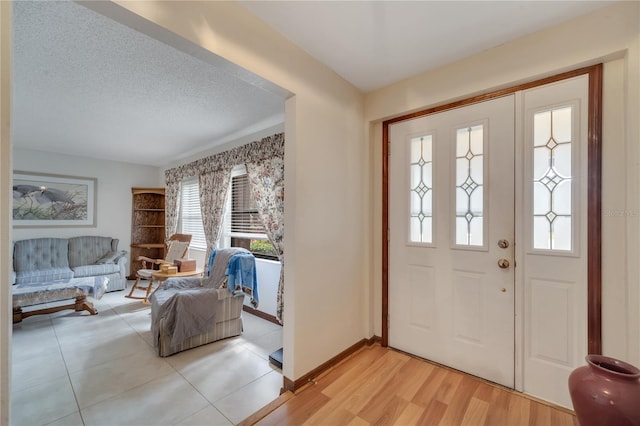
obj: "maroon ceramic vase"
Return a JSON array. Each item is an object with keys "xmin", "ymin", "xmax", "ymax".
[{"xmin": 568, "ymin": 354, "xmax": 640, "ymax": 426}]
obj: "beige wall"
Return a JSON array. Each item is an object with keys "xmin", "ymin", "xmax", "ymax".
[
  {"xmin": 365, "ymin": 1, "xmax": 640, "ymax": 365},
  {"xmin": 0, "ymin": 1, "xmax": 10, "ymax": 422},
  {"xmin": 106, "ymin": 1, "xmax": 369, "ymax": 381},
  {"xmin": 12, "ymin": 148, "xmax": 161, "ymax": 265}
]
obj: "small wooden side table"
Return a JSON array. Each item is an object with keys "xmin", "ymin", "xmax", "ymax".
[{"xmin": 143, "ymin": 268, "xmax": 204, "ymax": 304}]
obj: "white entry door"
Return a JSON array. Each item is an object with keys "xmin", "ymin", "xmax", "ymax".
[
  {"xmin": 388, "ymin": 96, "xmax": 516, "ymax": 387},
  {"xmin": 388, "ymin": 75, "xmax": 589, "ymax": 407}
]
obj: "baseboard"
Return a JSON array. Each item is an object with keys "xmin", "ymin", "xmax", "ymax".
[
  {"xmin": 283, "ymin": 337, "xmax": 378, "ymax": 393},
  {"xmin": 242, "ymin": 305, "xmax": 281, "ymax": 326}
]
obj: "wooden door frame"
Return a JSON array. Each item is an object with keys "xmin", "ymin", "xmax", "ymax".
[{"xmin": 382, "ymin": 64, "xmax": 603, "ymax": 354}]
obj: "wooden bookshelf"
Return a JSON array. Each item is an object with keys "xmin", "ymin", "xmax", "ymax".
[{"xmin": 129, "ymin": 188, "xmax": 165, "ymax": 279}]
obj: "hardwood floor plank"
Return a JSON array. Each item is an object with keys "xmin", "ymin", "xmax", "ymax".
[
  {"xmin": 312, "ymin": 407, "xmax": 356, "ymax": 425},
  {"xmin": 394, "ymin": 402, "xmax": 426, "ymax": 425},
  {"xmin": 358, "ymin": 357, "xmax": 433, "ymax": 423},
  {"xmin": 316, "ymin": 350, "xmax": 407, "ymax": 419},
  {"xmin": 483, "ymin": 385, "xmax": 511, "ymax": 425},
  {"xmin": 529, "ymin": 401, "xmax": 552, "ymax": 426},
  {"xmin": 460, "ymin": 397, "xmax": 489, "ymax": 426},
  {"xmin": 322, "ymin": 346, "xmax": 398, "ymax": 397},
  {"xmin": 412, "ymin": 366, "xmax": 448, "ymax": 407},
  {"xmin": 347, "ymin": 416, "xmax": 371, "ymax": 426},
  {"xmin": 434, "ymin": 370, "xmax": 464, "ymax": 404},
  {"xmin": 437, "ymin": 374, "xmax": 480, "ymax": 425},
  {"xmin": 506, "ymin": 393, "xmax": 531, "ymax": 426},
  {"xmin": 250, "ymin": 344, "xmax": 578, "ymax": 426},
  {"xmin": 393, "ymin": 357, "xmax": 436, "ymax": 401},
  {"xmin": 370, "ymin": 395, "xmax": 409, "ymax": 426},
  {"xmin": 472, "ymin": 382, "xmax": 495, "ymax": 403},
  {"xmin": 416, "ymin": 399, "xmax": 448, "ymax": 425},
  {"xmin": 550, "ymin": 406, "xmax": 579, "ymax": 426},
  {"xmin": 255, "ymin": 383, "xmax": 330, "ymax": 426},
  {"xmin": 318, "ymin": 345, "xmax": 389, "ymax": 393}
]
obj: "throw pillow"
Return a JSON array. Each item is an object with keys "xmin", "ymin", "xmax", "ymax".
[
  {"xmin": 96, "ymin": 250, "xmax": 125, "ymax": 264},
  {"xmin": 166, "ymin": 241, "xmax": 190, "ymax": 262}
]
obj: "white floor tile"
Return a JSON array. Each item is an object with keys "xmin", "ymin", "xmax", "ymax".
[
  {"xmin": 44, "ymin": 411, "xmax": 84, "ymax": 426},
  {"xmin": 61, "ymin": 330, "xmax": 154, "ymax": 373},
  {"xmin": 11, "ymin": 346, "xmax": 68, "ymax": 393},
  {"xmin": 176, "ymin": 343, "xmax": 275, "ymax": 404},
  {"xmin": 176, "ymin": 405, "xmax": 233, "ymax": 426},
  {"xmin": 240, "ymin": 328, "xmax": 283, "ymax": 361},
  {"xmin": 214, "ymin": 370, "xmax": 283, "ymax": 424},
  {"xmin": 11, "ymin": 284, "xmax": 282, "ymax": 426},
  {"xmin": 80, "ymin": 372, "xmax": 210, "ymax": 426},
  {"xmin": 70, "ymin": 349, "xmax": 174, "ymax": 408},
  {"xmin": 11, "ymin": 376, "xmax": 78, "ymax": 426}
]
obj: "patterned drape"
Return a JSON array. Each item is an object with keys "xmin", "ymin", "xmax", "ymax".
[
  {"xmin": 246, "ymin": 156, "xmax": 285, "ymax": 323},
  {"xmin": 165, "ymin": 179, "xmax": 181, "ymax": 241},
  {"xmin": 199, "ymin": 169, "xmax": 232, "ymax": 266}
]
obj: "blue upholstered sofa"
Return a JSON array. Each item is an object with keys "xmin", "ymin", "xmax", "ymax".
[{"xmin": 11, "ymin": 236, "xmax": 127, "ymax": 293}]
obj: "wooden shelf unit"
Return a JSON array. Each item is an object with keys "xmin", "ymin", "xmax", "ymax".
[{"xmin": 129, "ymin": 188, "xmax": 166, "ymax": 279}]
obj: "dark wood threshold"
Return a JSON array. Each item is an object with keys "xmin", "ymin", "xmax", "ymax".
[
  {"xmin": 237, "ymin": 389, "xmax": 295, "ymax": 426},
  {"xmin": 243, "ymin": 305, "xmax": 281, "ymax": 326},
  {"xmin": 282, "ymin": 336, "xmax": 380, "ymax": 393}
]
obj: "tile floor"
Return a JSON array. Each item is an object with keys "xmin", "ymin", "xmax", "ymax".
[{"xmin": 11, "ymin": 283, "xmax": 283, "ymax": 426}]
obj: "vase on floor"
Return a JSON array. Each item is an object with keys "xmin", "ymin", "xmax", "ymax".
[{"xmin": 568, "ymin": 354, "xmax": 640, "ymax": 426}]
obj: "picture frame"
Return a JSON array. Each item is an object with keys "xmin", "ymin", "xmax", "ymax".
[{"xmin": 12, "ymin": 171, "xmax": 97, "ymax": 228}]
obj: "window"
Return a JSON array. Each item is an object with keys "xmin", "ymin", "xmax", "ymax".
[
  {"xmin": 222, "ymin": 167, "xmax": 278, "ymax": 259},
  {"xmin": 409, "ymin": 134, "xmax": 433, "ymax": 244},
  {"xmin": 180, "ymin": 179, "xmax": 206, "ymax": 250},
  {"xmin": 455, "ymin": 124, "xmax": 484, "ymax": 246},
  {"xmin": 532, "ymin": 106, "xmax": 573, "ymax": 251}
]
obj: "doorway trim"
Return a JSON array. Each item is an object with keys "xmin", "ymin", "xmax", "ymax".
[{"xmin": 381, "ymin": 64, "xmax": 603, "ymax": 354}]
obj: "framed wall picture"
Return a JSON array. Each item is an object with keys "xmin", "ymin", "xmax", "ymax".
[{"xmin": 12, "ymin": 171, "xmax": 97, "ymax": 228}]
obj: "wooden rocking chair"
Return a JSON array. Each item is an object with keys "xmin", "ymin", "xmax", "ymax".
[{"xmin": 125, "ymin": 233, "xmax": 192, "ymax": 303}]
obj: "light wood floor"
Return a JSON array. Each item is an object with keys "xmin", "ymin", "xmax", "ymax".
[{"xmin": 248, "ymin": 344, "xmax": 578, "ymax": 425}]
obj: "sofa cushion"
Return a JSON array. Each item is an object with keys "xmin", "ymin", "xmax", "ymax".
[
  {"xmin": 72, "ymin": 264, "xmax": 120, "ymax": 278},
  {"xmin": 15, "ymin": 267, "xmax": 74, "ymax": 285},
  {"xmin": 68, "ymin": 236, "xmax": 117, "ymax": 267},
  {"xmin": 13, "ymin": 238, "xmax": 70, "ymax": 272}
]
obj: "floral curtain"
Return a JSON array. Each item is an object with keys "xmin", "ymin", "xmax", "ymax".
[
  {"xmin": 199, "ymin": 169, "xmax": 232, "ymax": 266},
  {"xmin": 246, "ymin": 156, "xmax": 285, "ymax": 323},
  {"xmin": 165, "ymin": 132, "xmax": 285, "ymax": 321},
  {"xmin": 164, "ymin": 179, "xmax": 181, "ymax": 241}
]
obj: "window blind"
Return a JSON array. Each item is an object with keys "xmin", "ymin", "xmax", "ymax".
[
  {"xmin": 231, "ymin": 174, "xmax": 266, "ymax": 234},
  {"xmin": 180, "ymin": 180, "xmax": 207, "ymax": 250}
]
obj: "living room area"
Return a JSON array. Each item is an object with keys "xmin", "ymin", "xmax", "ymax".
[{"xmin": 9, "ymin": 2, "xmax": 287, "ymax": 424}]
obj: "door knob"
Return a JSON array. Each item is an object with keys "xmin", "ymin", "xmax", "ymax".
[
  {"xmin": 497, "ymin": 239, "xmax": 509, "ymax": 249},
  {"xmin": 497, "ymin": 258, "xmax": 510, "ymax": 269}
]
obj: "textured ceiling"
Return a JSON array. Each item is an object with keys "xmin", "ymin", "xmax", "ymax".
[
  {"xmin": 240, "ymin": 0, "xmax": 615, "ymax": 92},
  {"xmin": 13, "ymin": 1, "xmax": 615, "ymax": 167},
  {"xmin": 12, "ymin": 1, "xmax": 286, "ymax": 167}
]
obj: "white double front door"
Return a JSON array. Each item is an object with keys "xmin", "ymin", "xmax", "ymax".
[{"xmin": 388, "ymin": 75, "xmax": 588, "ymax": 407}]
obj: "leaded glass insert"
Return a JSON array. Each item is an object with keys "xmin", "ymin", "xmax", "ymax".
[
  {"xmin": 533, "ymin": 107, "xmax": 572, "ymax": 251},
  {"xmin": 456, "ymin": 125, "xmax": 484, "ymax": 246},
  {"xmin": 409, "ymin": 135, "xmax": 433, "ymax": 243}
]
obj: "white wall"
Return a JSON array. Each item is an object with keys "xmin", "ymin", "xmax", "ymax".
[
  {"xmin": 106, "ymin": 1, "xmax": 368, "ymax": 381},
  {"xmin": 365, "ymin": 2, "xmax": 640, "ymax": 365},
  {"xmin": 245, "ymin": 258, "xmax": 281, "ymax": 318},
  {"xmin": 0, "ymin": 2, "xmax": 11, "ymax": 422},
  {"xmin": 11, "ymin": 148, "xmax": 161, "ymax": 269}
]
